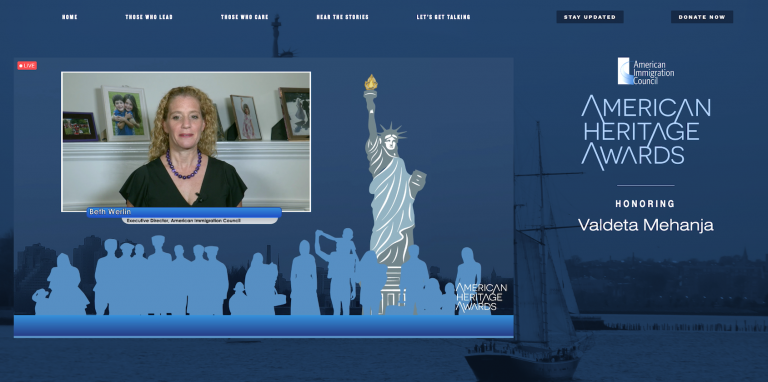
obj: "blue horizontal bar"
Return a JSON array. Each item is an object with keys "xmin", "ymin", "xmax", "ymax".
[
  {"xmin": 85, "ymin": 207, "xmax": 282, "ymax": 218},
  {"xmin": 15, "ymin": 315, "xmax": 514, "ymax": 338}
]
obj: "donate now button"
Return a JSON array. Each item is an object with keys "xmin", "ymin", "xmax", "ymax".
[
  {"xmin": 557, "ymin": 11, "xmax": 624, "ymax": 23},
  {"xmin": 671, "ymin": 11, "xmax": 733, "ymax": 23}
]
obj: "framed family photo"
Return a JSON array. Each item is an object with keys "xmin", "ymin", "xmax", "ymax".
[
  {"xmin": 230, "ymin": 95, "xmax": 262, "ymax": 141},
  {"xmin": 279, "ymin": 87, "xmax": 310, "ymax": 141},
  {"xmin": 63, "ymin": 112, "xmax": 98, "ymax": 142},
  {"xmin": 101, "ymin": 85, "xmax": 150, "ymax": 142}
]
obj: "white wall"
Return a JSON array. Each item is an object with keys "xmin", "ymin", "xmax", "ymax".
[
  {"xmin": 62, "ymin": 72, "xmax": 309, "ymax": 139},
  {"xmin": 61, "ymin": 73, "xmax": 310, "ymax": 211}
]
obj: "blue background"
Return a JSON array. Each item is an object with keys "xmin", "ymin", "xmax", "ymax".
[{"xmin": 3, "ymin": 0, "xmax": 768, "ymax": 380}]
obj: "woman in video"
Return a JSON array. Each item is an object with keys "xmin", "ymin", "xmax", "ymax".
[{"xmin": 120, "ymin": 86, "xmax": 247, "ymax": 207}]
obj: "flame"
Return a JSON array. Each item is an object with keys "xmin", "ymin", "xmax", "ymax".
[{"xmin": 365, "ymin": 74, "xmax": 378, "ymax": 90}]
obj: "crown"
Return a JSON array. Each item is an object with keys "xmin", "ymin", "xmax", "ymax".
[{"xmin": 379, "ymin": 122, "xmax": 406, "ymax": 140}]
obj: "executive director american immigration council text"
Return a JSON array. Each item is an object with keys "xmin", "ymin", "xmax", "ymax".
[{"xmin": 120, "ymin": 86, "xmax": 247, "ymax": 207}]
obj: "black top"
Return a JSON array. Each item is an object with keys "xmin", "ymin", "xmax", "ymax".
[{"xmin": 119, "ymin": 157, "xmax": 247, "ymax": 207}]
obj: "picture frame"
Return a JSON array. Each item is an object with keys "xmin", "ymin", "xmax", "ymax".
[
  {"xmin": 214, "ymin": 103, "xmax": 226, "ymax": 141},
  {"xmin": 230, "ymin": 95, "xmax": 262, "ymax": 141},
  {"xmin": 62, "ymin": 112, "xmax": 99, "ymax": 142},
  {"xmin": 101, "ymin": 85, "xmax": 150, "ymax": 142},
  {"xmin": 279, "ymin": 87, "xmax": 310, "ymax": 141}
]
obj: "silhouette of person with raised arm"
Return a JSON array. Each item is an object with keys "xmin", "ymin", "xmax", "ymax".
[
  {"xmin": 44, "ymin": 254, "xmax": 89, "ymax": 315},
  {"xmin": 228, "ymin": 282, "xmax": 251, "ymax": 315},
  {"xmin": 94, "ymin": 239, "xmax": 119, "ymax": 315},
  {"xmin": 204, "ymin": 246, "xmax": 228, "ymax": 315},
  {"xmin": 456, "ymin": 247, "xmax": 484, "ymax": 315},
  {"xmin": 317, "ymin": 229, "xmax": 357, "ymax": 257},
  {"xmin": 186, "ymin": 245, "xmax": 207, "ymax": 315},
  {"xmin": 290, "ymin": 240, "xmax": 320, "ymax": 315},
  {"xmin": 245, "ymin": 253, "xmax": 281, "ymax": 315},
  {"xmin": 315, "ymin": 229, "xmax": 358, "ymax": 315},
  {"xmin": 399, "ymin": 244, "xmax": 429, "ymax": 314},
  {"xmin": 442, "ymin": 282, "xmax": 457, "ymax": 315},
  {"xmin": 357, "ymin": 250, "xmax": 388, "ymax": 315},
  {"xmin": 171, "ymin": 244, "xmax": 191, "ymax": 315}
]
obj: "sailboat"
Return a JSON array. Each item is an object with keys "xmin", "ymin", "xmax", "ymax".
[{"xmin": 464, "ymin": 122, "xmax": 593, "ymax": 381}]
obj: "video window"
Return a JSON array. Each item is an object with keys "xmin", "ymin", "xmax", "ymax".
[{"xmin": 61, "ymin": 72, "xmax": 310, "ymax": 212}]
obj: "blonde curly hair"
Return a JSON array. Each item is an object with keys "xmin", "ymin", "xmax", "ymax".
[{"xmin": 148, "ymin": 86, "xmax": 218, "ymax": 161}]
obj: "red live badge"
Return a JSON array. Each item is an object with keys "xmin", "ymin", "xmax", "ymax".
[{"xmin": 17, "ymin": 61, "xmax": 37, "ymax": 70}]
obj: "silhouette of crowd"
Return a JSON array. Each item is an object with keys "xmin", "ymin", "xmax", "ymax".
[
  {"xmin": 32, "ymin": 230, "xmax": 488, "ymax": 316},
  {"xmin": 383, "ymin": 243, "xmax": 485, "ymax": 315},
  {"xmin": 93, "ymin": 236, "xmax": 230, "ymax": 315}
]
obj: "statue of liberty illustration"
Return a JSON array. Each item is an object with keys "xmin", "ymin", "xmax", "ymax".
[{"xmin": 363, "ymin": 75, "xmax": 427, "ymax": 312}]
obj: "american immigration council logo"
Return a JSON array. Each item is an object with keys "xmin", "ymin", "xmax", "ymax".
[
  {"xmin": 618, "ymin": 57, "xmax": 633, "ymax": 85},
  {"xmin": 617, "ymin": 57, "xmax": 675, "ymax": 85}
]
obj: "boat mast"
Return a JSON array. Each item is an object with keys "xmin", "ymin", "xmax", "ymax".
[
  {"xmin": 515, "ymin": 121, "xmax": 582, "ymax": 347},
  {"xmin": 513, "ymin": 203, "xmax": 522, "ymax": 343},
  {"xmin": 536, "ymin": 121, "xmax": 549, "ymax": 346}
]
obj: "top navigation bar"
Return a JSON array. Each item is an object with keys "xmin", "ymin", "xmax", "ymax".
[{"xmin": 59, "ymin": 11, "xmax": 735, "ymax": 24}]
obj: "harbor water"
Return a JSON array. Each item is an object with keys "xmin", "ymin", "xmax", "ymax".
[{"xmin": 1, "ymin": 315, "xmax": 766, "ymax": 381}]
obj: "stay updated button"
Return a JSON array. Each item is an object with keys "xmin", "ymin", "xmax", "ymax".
[{"xmin": 557, "ymin": 11, "xmax": 623, "ymax": 23}]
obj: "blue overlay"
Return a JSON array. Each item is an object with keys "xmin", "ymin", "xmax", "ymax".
[{"xmin": 15, "ymin": 315, "xmax": 514, "ymax": 338}]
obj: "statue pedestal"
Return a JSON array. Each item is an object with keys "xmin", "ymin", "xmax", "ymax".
[{"xmin": 379, "ymin": 265, "xmax": 404, "ymax": 314}]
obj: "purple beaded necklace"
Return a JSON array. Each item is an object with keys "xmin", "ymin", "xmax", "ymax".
[{"xmin": 166, "ymin": 149, "xmax": 202, "ymax": 180}]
